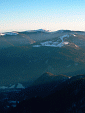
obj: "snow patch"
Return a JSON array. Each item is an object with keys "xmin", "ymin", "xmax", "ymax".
[
  {"xmin": 54, "ymin": 35, "xmax": 69, "ymax": 47},
  {"xmin": 33, "ymin": 45, "xmax": 41, "ymax": 47},
  {"xmin": 75, "ymin": 45, "xmax": 78, "ymax": 48},
  {"xmin": 16, "ymin": 83, "xmax": 25, "ymax": 88},
  {"xmin": 63, "ymin": 42, "xmax": 69, "ymax": 45},
  {"xmin": 41, "ymin": 41, "xmax": 53, "ymax": 46},
  {"xmin": 8, "ymin": 101, "xmax": 17, "ymax": 107},
  {"xmin": 27, "ymin": 29, "xmax": 51, "ymax": 32},
  {"xmin": 0, "ymin": 33, "xmax": 6, "ymax": 36},
  {"xmin": 73, "ymin": 34, "xmax": 76, "ymax": 37},
  {"xmin": 37, "ymin": 29, "xmax": 50, "ymax": 32},
  {"xmin": 56, "ymin": 42, "xmax": 63, "ymax": 47},
  {"xmin": 6, "ymin": 32, "xmax": 18, "ymax": 35},
  {"xmin": 59, "ymin": 35, "xmax": 69, "ymax": 40},
  {"xmin": 9, "ymin": 84, "xmax": 15, "ymax": 88},
  {"xmin": 69, "ymin": 77, "xmax": 71, "ymax": 79},
  {"xmin": 53, "ymin": 42, "xmax": 58, "ymax": 44},
  {"xmin": 0, "ymin": 83, "xmax": 25, "ymax": 89},
  {"xmin": 33, "ymin": 34, "xmax": 69, "ymax": 48},
  {"xmin": 0, "ymin": 32, "xmax": 18, "ymax": 36}
]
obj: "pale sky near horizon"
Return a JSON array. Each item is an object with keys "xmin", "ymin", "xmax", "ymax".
[{"xmin": 0, "ymin": 0, "xmax": 85, "ymax": 32}]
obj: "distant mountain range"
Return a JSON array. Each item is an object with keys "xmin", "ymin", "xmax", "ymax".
[
  {"xmin": 0, "ymin": 29, "xmax": 50, "ymax": 36},
  {"xmin": 0, "ymin": 29, "xmax": 85, "ymax": 47}
]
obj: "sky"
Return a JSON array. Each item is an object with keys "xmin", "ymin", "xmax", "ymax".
[{"xmin": 0, "ymin": 0, "xmax": 85, "ymax": 32}]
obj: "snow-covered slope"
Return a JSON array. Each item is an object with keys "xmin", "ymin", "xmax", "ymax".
[
  {"xmin": 5, "ymin": 32, "xmax": 18, "ymax": 35},
  {"xmin": 16, "ymin": 83, "xmax": 25, "ymax": 88},
  {"xmin": 0, "ymin": 32, "xmax": 18, "ymax": 36},
  {"xmin": 33, "ymin": 34, "xmax": 69, "ymax": 47},
  {"xmin": 0, "ymin": 33, "xmax": 6, "ymax": 36}
]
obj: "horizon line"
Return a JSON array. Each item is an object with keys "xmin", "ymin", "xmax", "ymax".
[{"xmin": 0, "ymin": 29, "xmax": 85, "ymax": 33}]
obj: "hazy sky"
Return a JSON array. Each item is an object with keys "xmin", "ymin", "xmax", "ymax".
[{"xmin": 0, "ymin": 0, "xmax": 85, "ymax": 32}]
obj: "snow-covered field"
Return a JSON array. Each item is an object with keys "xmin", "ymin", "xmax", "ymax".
[
  {"xmin": 0, "ymin": 33, "xmax": 6, "ymax": 36},
  {"xmin": 0, "ymin": 32, "xmax": 18, "ymax": 36},
  {"xmin": 33, "ymin": 35, "xmax": 69, "ymax": 48}
]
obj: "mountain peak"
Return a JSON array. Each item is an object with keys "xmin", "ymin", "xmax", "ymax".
[
  {"xmin": 43, "ymin": 72, "xmax": 54, "ymax": 76},
  {"xmin": 32, "ymin": 72, "xmax": 69, "ymax": 86},
  {"xmin": 37, "ymin": 29, "xmax": 51, "ymax": 32}
]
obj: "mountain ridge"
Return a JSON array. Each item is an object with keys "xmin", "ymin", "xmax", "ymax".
[
  {"xmin": 31, "ymin": 72, "xmax": 70, "ymax": 86},
  {"xmin": 7, "ymin": 74, "xmax": 85, "ymax": 113}
]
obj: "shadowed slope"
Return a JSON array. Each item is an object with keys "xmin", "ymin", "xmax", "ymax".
[{"xmin": 8, "ymin": 74, "xmax": 85, "ymax": 113}]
